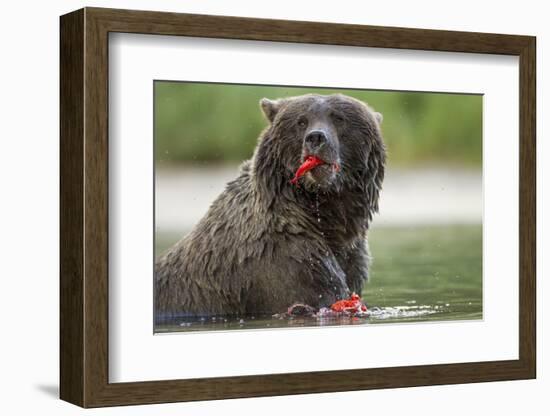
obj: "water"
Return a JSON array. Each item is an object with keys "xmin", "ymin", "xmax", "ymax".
[{"xmin": 155, "ymin": 225, "xmax": 482, "ymax": 333}]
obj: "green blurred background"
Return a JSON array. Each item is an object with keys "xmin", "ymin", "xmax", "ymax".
[{"xmin": 154, "ymin": 82, "xmax": 482, "ymax": 167}]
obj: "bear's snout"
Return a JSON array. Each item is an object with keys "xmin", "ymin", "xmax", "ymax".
[
  {"xmin": 303, "ymin": 128, "xmax": 339, "ymax": 164},
  {"xmin": 305, "ymin": 130, "xmax": 328, "ymax": 149}
]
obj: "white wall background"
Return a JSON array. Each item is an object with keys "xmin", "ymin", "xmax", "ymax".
[{"xmin": 0, "ymin": 0, "xmax": 545, "ymax": 414}]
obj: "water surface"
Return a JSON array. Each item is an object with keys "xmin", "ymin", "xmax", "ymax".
[{"xmin": 155, "ymin": 225, "xmax": 482, "ymax": 333}]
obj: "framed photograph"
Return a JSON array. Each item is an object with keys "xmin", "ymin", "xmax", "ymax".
[{"xmin": 60, "ymin": 7, "xmax": 536, "ymax": 407}]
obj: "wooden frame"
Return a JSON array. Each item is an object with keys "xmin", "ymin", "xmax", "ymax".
[{"xmin": 60, "ymin": 7, "xmax": 536, "ymax": 408}]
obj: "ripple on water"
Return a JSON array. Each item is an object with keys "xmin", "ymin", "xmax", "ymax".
[
  {"xmin": 367, "ymin": 305, "xmax": 439, "ymax": 321},
  {"xmin": 159, "ymin": 304, "xmax": 449, "ymax": 333}
]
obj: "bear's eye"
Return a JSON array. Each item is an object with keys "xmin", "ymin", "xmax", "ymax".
[
  {"xmin": 297, "ymin": 117, "xmax": 308, "ymax": 128},
  {"xmin": 332, "ymin": 113, "xmax": 345, "ymax": 124}
]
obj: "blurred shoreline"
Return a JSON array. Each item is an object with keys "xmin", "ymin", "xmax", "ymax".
[{"xmin": 155, "ymin": 165, "xmax": 482, "ymax": 235}]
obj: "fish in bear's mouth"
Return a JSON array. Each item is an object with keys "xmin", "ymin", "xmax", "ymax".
[{"xmin": 290, "ymin": 155, "xmax": 341, "ymax": 185}]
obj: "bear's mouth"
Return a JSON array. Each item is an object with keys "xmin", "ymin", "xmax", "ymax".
[{"xmin": 290, "ymin": 155, "xmax": 340, "ymax": 185}]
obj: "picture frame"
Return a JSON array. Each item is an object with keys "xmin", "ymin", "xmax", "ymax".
[{"xmin": 60, "ymin": 7, "xmax": 536, "ymax": 408}]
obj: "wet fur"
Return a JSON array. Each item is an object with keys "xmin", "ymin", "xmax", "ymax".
[{"xmin": 155, "ymin": 94, "xmax": 386, "ymax": 316}]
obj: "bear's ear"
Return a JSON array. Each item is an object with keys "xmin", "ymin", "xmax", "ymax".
[
  {"xmin": 260, "ymin": 98, "xmax": 281, "ymax": 123},
  {"xmin": 374, "ymin": 111, "xmax": 383, "ymax": 125}
]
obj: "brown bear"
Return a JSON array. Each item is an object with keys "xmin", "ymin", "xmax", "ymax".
[{"xmin": 155, "ymin": 94, "xmax": 386, "ymax": 317}]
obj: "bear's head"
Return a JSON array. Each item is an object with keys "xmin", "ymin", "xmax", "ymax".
[{"xmin": 254, "ymin": 94, "xmax": 386, "ymax": 217}]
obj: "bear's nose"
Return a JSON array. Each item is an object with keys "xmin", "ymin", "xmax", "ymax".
[{"xmin": 305, "ymin": 130, "xmax": 328, "ymax": 149}]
